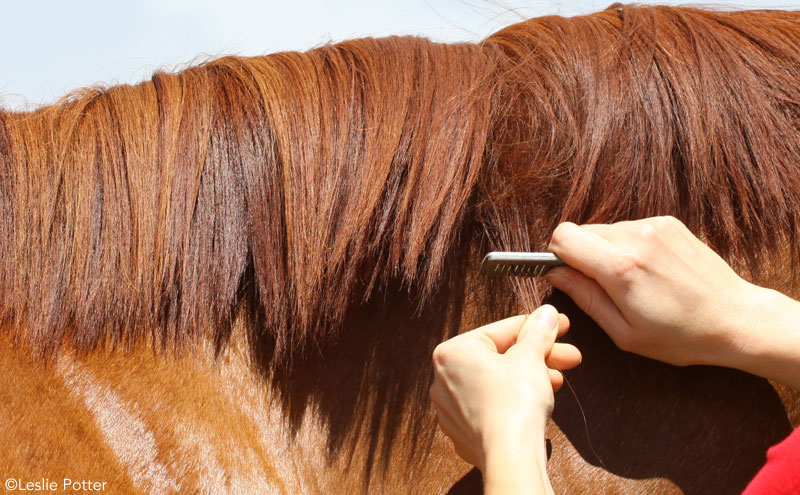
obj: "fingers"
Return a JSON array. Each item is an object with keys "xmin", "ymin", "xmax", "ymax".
[
  {"xmin": 471, "ymin": 314, "xmax": 528, "ymax": 353},
  {"xmin": 548, "ymin": 222, "xmax": 630, "ymax": 286},
  {"xmin": 458, "ymin": 313, "xmax": 568, "ymax": 356},
  {"xmin": 546, "ymin": 343, "xmax": 582, "ymax": 370},
  {"xmin": 557, "ymin": 313, "xmax": 570, "ymax": 337},
  {"xmin": 511, "ymin": 305, "xmax": 560, "ymax": 357},
  {"xmin": 545, "ymin": 266, "xmax": 632, "ymax": 337},
  {"xmin": 549, "ymin": 369, "xmax": 564, "ymax": 392}
]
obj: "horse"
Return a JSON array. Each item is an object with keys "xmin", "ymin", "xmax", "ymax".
[{"xmin": 1, "ymin": 3, "xmax": 799, "ymax": 494}]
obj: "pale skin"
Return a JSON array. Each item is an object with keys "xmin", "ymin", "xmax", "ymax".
[{"xmin": 429, "ymin": 216, "xmax": 800, "ymax": 495}]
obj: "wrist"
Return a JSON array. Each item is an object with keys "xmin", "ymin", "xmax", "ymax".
[
  {"xmin": 718, "ymin": 283, "xmax": 800, "ymax": 390},
  {"xmin": 710, "ymin": 280, "xmax": 770, "ymax": 370},
  {"xmin": 480, "ymin": 411, "xmax": 550, "ymax": 464},
  {"xmin": 482, "ymin": 431, "xmax": 552, "ymax": 495},
  {"xmin": 711, "ymin": 280, "xmax": 777, "ymax": 371}
]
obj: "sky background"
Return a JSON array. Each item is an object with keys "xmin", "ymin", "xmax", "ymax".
[{"xmin": 3, "ymin": 0, "xmax": 800, "ymax": 111}]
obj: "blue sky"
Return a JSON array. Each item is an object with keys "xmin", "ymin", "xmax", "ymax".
[{"xmin": 2, "ymin": 0, "xmax": 799, "ymax": 110}]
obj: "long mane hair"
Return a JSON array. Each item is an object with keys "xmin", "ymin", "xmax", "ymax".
[{"xmin": 3, "ymin": 3, "xmax": 800, "ymax": 365}]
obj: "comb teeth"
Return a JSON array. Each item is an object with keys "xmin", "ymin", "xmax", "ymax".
[
  {"xmin": 480, "ymin": 252, "xmax": 565, "ymax": 277},
  {"xmin": 492, "ymin": 263, "xmax": 551, "ymax": 277}
]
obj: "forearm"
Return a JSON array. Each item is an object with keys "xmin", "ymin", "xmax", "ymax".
[
  {"xmin": 483, "ymin": 433, "xmax": 553, "ymax": 495},
  {"xmin": 721, "ymin": 284, "xmax": 800, "ymax": 391}
]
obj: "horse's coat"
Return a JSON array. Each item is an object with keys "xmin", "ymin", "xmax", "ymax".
[{"xmin": 2, "ymin": 4, "xmax": 800, "ymax": 494}]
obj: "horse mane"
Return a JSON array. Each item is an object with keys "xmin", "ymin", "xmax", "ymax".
[{"xmin": 2, "ymin": 4, "xmax": 800, "ymax": 361}]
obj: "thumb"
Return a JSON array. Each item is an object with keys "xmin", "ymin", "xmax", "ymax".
[{"xmin": 509, "ymin": 304, "xmax": 560, "ymax": 359}]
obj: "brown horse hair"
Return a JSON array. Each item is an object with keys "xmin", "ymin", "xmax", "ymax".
[{"xmin": 2, "ymin": 3, "xmax": 800, "ymax": 362}]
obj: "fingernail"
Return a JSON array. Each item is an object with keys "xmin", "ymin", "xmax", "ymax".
[{"xmin": 533, "ymin": 304, "xmax": 558, "ymax": 329}]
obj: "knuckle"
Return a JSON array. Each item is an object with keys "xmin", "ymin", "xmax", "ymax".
[
  {"xmin": 665, "ymin": 215, "xmax": 691, "ymax": 235},
  {"xmin": 662, "ymin": 215, "xmax": 683, "ymax": 227},
  {"xmin": 638, "ymin": 222, "xmax": 659, "ymax": 242},
  {"xmin": 654, "ymin": 215, "xmax": 676, "ymax": 232},
  {"xmin": 550, "ymin": 223, "xmax": 570, "ymax": 248},
  {"xmin": 651, "ymin": 215, "xmax": 682, "ymax": 235},
  {"xmin": 431, "ymin": 343, "xmax": 449, "ymax": 368},
  {"xmin": 610, "ymin": 253, "xmax": 638, "ymax": 280},
  {"xmin": 580, "ymin": 287, "xmax": 599, "ymax": 317}
]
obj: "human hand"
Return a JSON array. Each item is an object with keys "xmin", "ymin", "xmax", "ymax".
[
  {"xmin": 429, "ymin": 305, "xmax": 581, "ymax": 471},
  {"xmin": 545, "ymin": 216, "xmax": 761, "ymax": 368}
]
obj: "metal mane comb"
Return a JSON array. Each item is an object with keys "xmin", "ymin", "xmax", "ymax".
[{"xmin": 480, "ymin": 252, "xmax": 565, "ymax": 277}]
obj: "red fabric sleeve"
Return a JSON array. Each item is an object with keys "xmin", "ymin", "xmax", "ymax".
[{"xmin": 741, "ymin": 426, "xmax": 800, "ymax": 495}]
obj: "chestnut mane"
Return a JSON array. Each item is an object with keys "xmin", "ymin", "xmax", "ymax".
[{"xmin": 2, "ymin": 3, "xmax": 800, "ymax": 362}]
